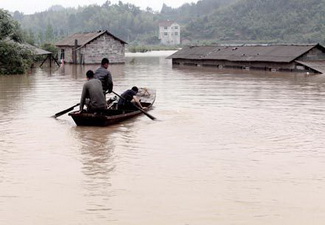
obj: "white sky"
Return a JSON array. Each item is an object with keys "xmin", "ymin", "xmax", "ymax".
[{"xmin": 0, "ymin": 0, "xmax": 199, "ymax": 14}]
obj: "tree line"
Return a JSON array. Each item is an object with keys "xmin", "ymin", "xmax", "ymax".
[
  {"xmin": 11, "ymin": 0, "xmax": 324, "ymax": 46},
  {"xmin": 185, "ymin": 0, "xmax": 325, "ymax": 44},
  {"xmin": 12, "ymin": 0, "xmax": 237, "ymax": 46}
]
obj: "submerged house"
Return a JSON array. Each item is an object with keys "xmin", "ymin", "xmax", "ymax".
[
  {"xmin": 55, "ymin": 30, "xmax": 127, "ymax": 64},
  {"xmin": 167, "ymin": 44, "xmax": 325, "ymax": 74}
]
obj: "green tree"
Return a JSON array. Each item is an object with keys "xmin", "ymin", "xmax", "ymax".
[
  {"xmin": 0, "ymin": 10, "xmax": 22, "ymax": 42},
  {"xmin": 45, "ymin": 23, "xmax": 55, "ymax": 42},
  {"xmin": 0, "ymin": 41, "xmax": 33, "ymax": 74},
  {"xmin": 0, "ymin": 9, "xmax": 34, "ymax": 75}
]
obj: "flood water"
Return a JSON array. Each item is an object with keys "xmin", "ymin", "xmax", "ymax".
[{"xmin": 1, "ymin": 51, "xmax": 325, "ymax": 225}]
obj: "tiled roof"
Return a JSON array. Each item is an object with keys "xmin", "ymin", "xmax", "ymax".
[
  {"xmin": 55, "ymin": 30, "xmax": 127, "ymax": 47},
  {"xmin": 21, "ymin": 43, "xmax": 52, "ymax": 55},
  {"xmin": 167, "ymin": 44, "xmax": 325, "ymax": 63},
  {"xmin": 159, "ymin": 20, "xmax": 177, "ymax": 27},
  {"xmin": 296, "ymin": 60, "xmax": 325, "ymax": 74}
]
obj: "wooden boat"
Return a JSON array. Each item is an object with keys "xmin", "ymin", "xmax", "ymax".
[{"xmin": 68, "ymin": 88, "xmax": 156, "ymax": 126}]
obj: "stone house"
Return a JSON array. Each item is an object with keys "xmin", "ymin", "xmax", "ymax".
[
  {"xmin": 158, "ymin": 21, "xmax": 181, "ymax": 45},
  {"xmin": 167, "ymin": 44, "xmax": 325, "ymax": 74},
  {"xmin": 55, "ymin": 30, "xmax": 127, "ymax": 64}
]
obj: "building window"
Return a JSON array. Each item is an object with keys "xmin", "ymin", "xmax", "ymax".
[
  {"xmin": 164, "ymin": 26, "xmax": 168, "ymax": 29},
  {"xmin": 164, "ymin": 32, "xmax": 168, "ymax": 36},
  {"xmin": 175, "ymin": 32, "xmax": 178, "ymax": 36},
  {"xmin": 174, "ymin": 26, "xmax": 178, "ymax": 29},
  {"xmin": 60, "ymin": 49, "xmax": 65, "ymax": 60}
]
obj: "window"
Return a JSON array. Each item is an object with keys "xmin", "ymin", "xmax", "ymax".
[
  {"xmin": 60, "ymin": 49, "xmax": 65, "ymax": 60},
  {"xmin": 164, "ymin": 32, "xmax": 168, "ymax": 36},
  {"xmin": 175, "ymin": 32, "xmax": 178, "ymax": 36}
]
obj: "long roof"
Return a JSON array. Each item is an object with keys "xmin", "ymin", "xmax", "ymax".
[
  {"xmin": 167, "ymin": 44, "xmax": 325, "ymax": 63},
  {"xmin": 55, "ymin": 30, "xmax": 127, "ymax": 47},
  {"xmin": 20, "ymin": 43, "xmax": 52, "ymax": 55}
]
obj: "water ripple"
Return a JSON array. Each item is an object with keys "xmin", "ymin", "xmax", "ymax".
[{"xmin": 1, "ymin": 52, "xmax": 325, "ymax": 225}]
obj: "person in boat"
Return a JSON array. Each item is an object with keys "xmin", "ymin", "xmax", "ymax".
[
  {"xmin": 78, "ymin": 70, "xmax": 107, "ymax": 113},
  {"xmin": 117, "ymin": 86, "xmax": 146, "ymax": 110},
  {"xmin": 94, "ymin": 57, "xmax": 113, "ymax": 94}
]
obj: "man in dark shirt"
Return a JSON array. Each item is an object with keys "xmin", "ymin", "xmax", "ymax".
[
  {"xmin": 79, "ymin": 70, "xmax": 107, "ymax": 113},
  {"xmin": 94, "ymin": 58, "xmax": 113, "ymax": 94},
  {"xmin": 117, "ymin": 86, "xmax": 145, "ymax": 110}
]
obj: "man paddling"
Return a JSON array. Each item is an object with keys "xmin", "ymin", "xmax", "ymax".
[
  {"xmin": 117, "ymin": 86, "xmax": 146, "ymax": 110},
  {"xmin": 78, "ymin": 70, "xmax": 106, "ymax": 113}
]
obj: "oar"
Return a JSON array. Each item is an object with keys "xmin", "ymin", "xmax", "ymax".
[
  {"xmin": 52, "ymin": 90, "xmax": 112, "ymax": 118},
  {"xmin": 112, "ymin": 91, "xmax": 156, "ymax": 120},
  {"xmin": 52, "ymin": 103, "xmax": 80, "ymax": 118}
]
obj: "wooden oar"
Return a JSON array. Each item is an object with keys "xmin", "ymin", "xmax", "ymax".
[
  {"xmin": 52, "ymin": 103, "xmax": 80, "ymax": 118},
  {"xmin": 112, "ymin": 91, "xmax": 156, "ymax": 120},
  {"xmin": 52, "ymin": 91, "xmax": 111, "ymax": 118}
]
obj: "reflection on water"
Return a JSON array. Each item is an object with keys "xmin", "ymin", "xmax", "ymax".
[
  {"xmin": 1, "ymin": 51, "xmax": 325, "ymax": 224},
  {"xmin": 73, "ymin": 127, "xmax": 116, "ymax": 214}
]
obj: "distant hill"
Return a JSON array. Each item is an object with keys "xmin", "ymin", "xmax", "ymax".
[
  {"xmin": 183, "ymin": 0, "xmax": 325, "ymax": 44},
  {"xmin": 160, "ymin": 0, "xmax": 237, "ymax": 23},
  {"xmin": 11, "ymin": 0, "xmax": 325, "ymax": 46}
]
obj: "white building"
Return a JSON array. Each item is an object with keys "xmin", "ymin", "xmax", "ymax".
[{"xmin": 158, "ymin": 21, "xmax": 180, "ymax": 45}]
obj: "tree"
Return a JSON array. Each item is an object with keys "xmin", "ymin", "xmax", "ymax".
[
  {"xmin": 0, "ymin": 9, "xmax": 34, "ymax": 74},
  {"xmin": 45, "ymin": 23, "xmax": 55, "ymax": 42},
  {"xmin": 0, "ymin": 41, "xmax": 33, "ymax": 74},
  {"xmin": 0, "ymin": 10, "xmax": 21, "ymax": 41}
]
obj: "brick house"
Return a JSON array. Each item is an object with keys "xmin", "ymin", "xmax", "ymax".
[
  {"xmin": 158, "ymin": 21, "xmax": 180, "ymax": 45},
  {"xmin": 55, "ymin": 30, "xmax": 127, "ymax": 64}
]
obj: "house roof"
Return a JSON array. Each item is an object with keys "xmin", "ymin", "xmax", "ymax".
[
  {"xmin": 167, "ymin": 44, "xmax": 325, "ymax": 63},
  {"xmin": 167, "ymin": 46, "xmax": 217, "ymax": 59},
  {"xmin": 159, "ymin": 20, "xmax": 177, "ymax": 27},
  {"xmin": 295, "ymin": 60, "xmax": 325, "ymax": 74},
  {"xmin": 55, "ymin": 30, "xmax": 127, "ymax": 47},
  {"xmin": 21, "ymin": 43, "xmax": 52, "ymax": 55}
]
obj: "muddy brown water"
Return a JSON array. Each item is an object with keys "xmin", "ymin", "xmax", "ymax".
[{"xmin": 1, "ymin": 51, "xmax": 325, "ymax": 225}]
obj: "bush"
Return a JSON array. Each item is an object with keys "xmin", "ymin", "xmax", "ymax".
[
  {"xmin": 0, "ymin": 9, "xmax": 34, "ymax": 74},
  {"xmin": 0, "ymin": 41, "xmax": 34, "ymax": 75}
]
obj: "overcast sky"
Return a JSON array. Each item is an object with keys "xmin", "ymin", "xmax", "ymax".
[{"xmin": 0, "ymin": 0, "xmax": 199, "ymax": 14}]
